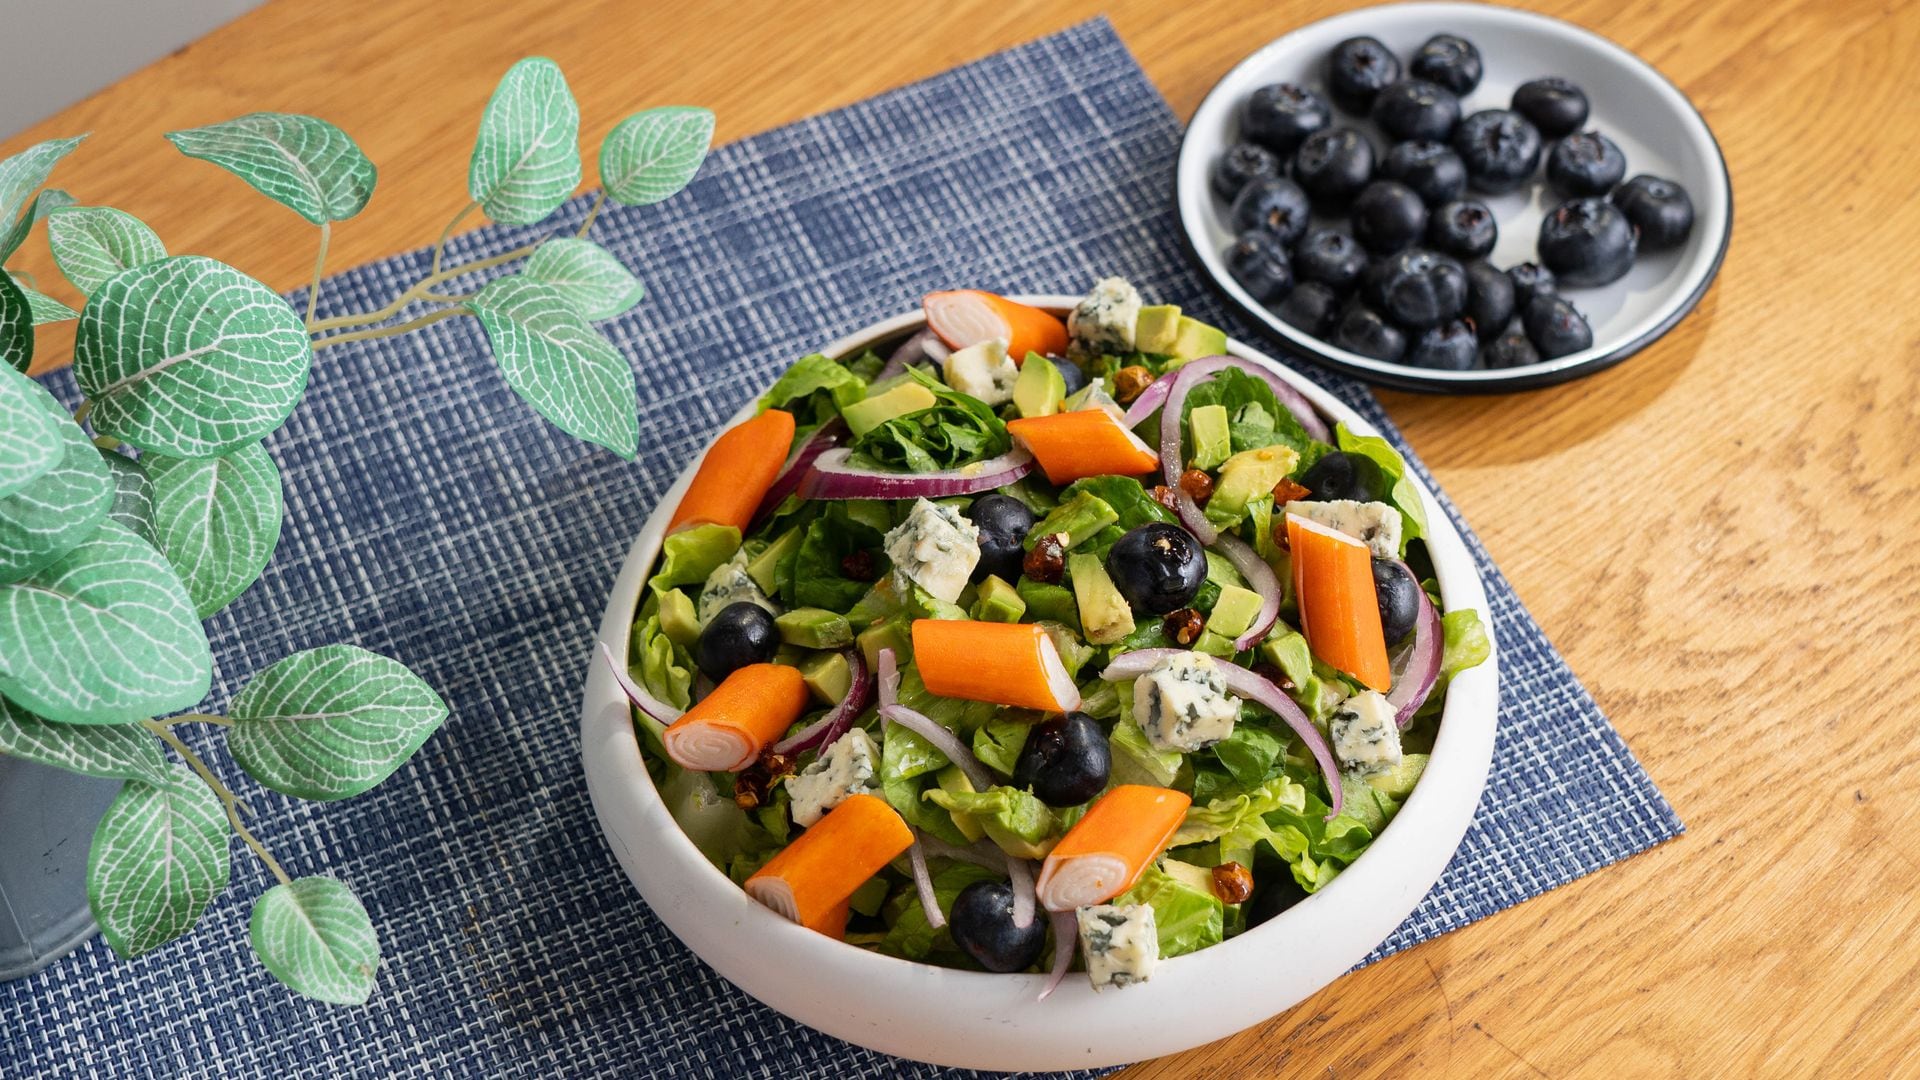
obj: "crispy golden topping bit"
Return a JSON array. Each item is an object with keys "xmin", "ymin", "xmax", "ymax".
[
  {"xmin": 1149, "ymin": 484, "xmax": 1181, "ymax": 514},
  {"xmin": 1178, "ymin": 468, "xmax": 1215, "ymax": 506},
  {"xmin": 1023, "ymin": 532, "xmax": 1068, "ymax": 584},
  {"xmin": 1271, "ymin": 477, "xmax": 1311, "ymax": 505},
  {"xmin": 733, "ymin": 750, "xmax": 796, "ymax": 810},
  {"xmin": 1211, "ymin": 861, "xmax": 1255, "ymax": 905},
  {"xmin": 1161, "ymin": 607, "xmax": 1205, "ymax": 646},
  {"xmin": 1112, "ymin": 365, "xmax": 1156, "ymax": 404}
]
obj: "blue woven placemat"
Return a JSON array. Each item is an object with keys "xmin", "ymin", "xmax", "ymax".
[{"xmin": 1, "ymin": 18, "xmax": 1680, "ymax": 1078}]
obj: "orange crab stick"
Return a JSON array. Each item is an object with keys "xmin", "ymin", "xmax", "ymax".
[
  {"xmin": 923, "ymin": 290, "xmax": 1069, "ymax": 359},
  {"xmin": 1287, "ymin": 513, "xmax": 1392, "ymax": 692},
  {"xmin": 805, "ymin": 898, "xmax": 852, "ymax": 940},
  {"xmin": 1036, "ymin": 785, "xmax": 1191, "ymax": 911},
  {"xmin": 911, "ymin": 619, "xmax": 1081, "ymax": 713},
  {"xmin": 1007, "ymin": 410, "xmax": 1159, "ymax": 485},
  {"xmin": 662, "ymin": 663, "xmax": 810, "ymax": 772},
  {"xmin": 746, "ymin": 793, "xmax": 912, "ymax": 933},
  {"xmin": 667, "ymin": 409, "xmax": 796, "ymax": 534}
]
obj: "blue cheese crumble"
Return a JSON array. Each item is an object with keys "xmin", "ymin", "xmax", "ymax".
[
  {"xmin": 696, "ymin": 550, "xmax": 777, "ymax": 626},
  {"xmin": 1133, "ymin": 651, "xmax": 1240, "ymax": 753},
  {"xmin": 1328, "ymin": 690, "xmax": 1401, "ymax": 776},
  {"xmin": 1068, "ymin": 277, "xmax": 1142, "ymax": 357},
  {"xmin": 1282, "ymin": 499, "xmax": 1404, "ymax": 559},
  {"xmin": 942, "ymin": 339, "xmax": 1019, "ymax": 406},
  {"xmin": 784, "ymin": 728, "xmax": 878, "ymax": 827},
  {"xmin": 1077, "ymin": 903, "xmax": 1158, "ymax": 991},
  {"xmin": 882, "ymin": 498, "xmax": 980, "ymax": 604}
]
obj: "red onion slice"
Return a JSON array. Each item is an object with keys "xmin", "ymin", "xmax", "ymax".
[
  {"xmin": 752, "ymin": 419, "xmax": 845, "ymax": 530},
  {"xmin": 798, "ymin": 446, "xmax": 1034, "ymax": 501},
  {"xmin": 877, "ymin": 328, "xmax": 949, "ymax": 381},
  {"xmin": 908, "ymin": 834, "xmax": 945, "ymax": 930},
  {"xmin": 1008, "ymin": 857, "xmax": 1037, "ymax": 929},
  {"xmin": 1122, "ymin": 376, "xmax": 1173, "ymax": 427},
  {"xmin": 772, "ymin": 648, "xmax": 870, "ymax": 756},
  {"xmin": 1385, "ymin": 561, "xmax": 1442, "ymax": 728},
  {"xmin": 1101, "ymin": 648, "xmax": 1344, "ymax": 820},
  {"xmin": 599, "ymin": 642, "xmax": 685, "ymax": 726},
  {"xmin": 880, "ymin": 703, "xmax": 996, "ymax": 793},
  {"xmin": 918, "ymin": 834, "xmax": 1010, "ymax": 872},
  {"xmin": 1212, "ymin": 533, "xmax": 1280, "ymax": 652},
  {"xmin": 878, "ymin": 647, "xmax": 901, "ymax": 710},
  {"xmin": 1037, "ymin": 908, "xmax": 1079, "ymax": 1001}
]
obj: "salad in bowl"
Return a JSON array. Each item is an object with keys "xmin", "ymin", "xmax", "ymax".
[{"xmin": 604, "ymin": 279, "xmax": 1490, "ymax": 1003}]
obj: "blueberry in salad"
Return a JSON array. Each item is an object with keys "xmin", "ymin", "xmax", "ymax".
[
  {"xmin": 1370, "ymin": 79, "xmax": 1461, "ymax": 143},
  {"xmin": 1241, "ymin": 83, "xmax": 1332, "ymax": 156},
  {"xmin": 1546, "ymin": 131, "xmax": 1627, "ymax": 197},
  {"xmin": 1292, "ymin": 128, "xmax": 1375, "ymax": 208},
  {"xmin": 1409, "ymin": 33, "xmax": 1482, "ymax": 95},
  {"xmin": 1379, "ymin": 140, "xmax": 1467, "ymax": 206},
  {"xmin": 1426, "ymin": 200, "xmax": 1497, "ymax": 260},
  {"xmin": 1512, "ymin": 77, "xmax": 1590, "ymax": 138},
  {"xmin": 1230, "ymin": 176, "xmax": 1313, "ymax": 245},
  {"xmin": 1538, "ymin": 197, "xmax": 1637, "ymax": 286},
  {"xmin": 1226, "ymin": 231, "xmax": 1295, "ymax": 303},
  {"xmin": 1612, "ymin": 175, "xmax": 1694, "ymax": 250},
  {"xmin": 621, "ymin": 280, "xmax": 1488, "ymax": 994},
  {"xmin": 1292, "ymin": 227, "xmax": 1370, "ymax": 295},
  {"xmin": 1327, "ymin": 36, "xmax": 1401, "ymax": 113},
  {"xmin": 1453, "ymin": 109, "xmax": 1542, "ymax": 194},
  {"xmin": 1211, "ymin": 141, "xmax": 1284, "ymax": 202},
  {"xmin": 1351, "ymin": 181, "xmax": 1428, "ymax": 255}
]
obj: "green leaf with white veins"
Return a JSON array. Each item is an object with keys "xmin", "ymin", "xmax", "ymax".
[
  {"xmin": 7, "ymin": 273, "xmax": 78, "ymax": 325},
  {"xmin": 599, "ymin": 106, "xmax": 714, "ymax": 206},
  {"xmin": 0, "ymin": 393, "xmax": 113, "ymax": 582},
  {"xmin": 468, "ymin": 58, "xmax": 581, "ymax": 225},
  {"xmin": 0, "ymin": 363, "xmax": 64, "ymax": 499},
  {"xmin": 87, "ymin": 763, "xmax": 230, "ymax": 959},
  {"xmin": 0, "ymin": 696, "xmax": 171, "ymax": 786},
  {"xmin": 250, "ymin": 877, "xmax": 380, "ymax": 1004},
  {"xmin": 0, "ymin": 136, "xmax": 85, "ymax": 230},
  {"xmin": 228, "ymin": 644, "xmax": 447, "ymax": 801},
  {"xmin": 0, "ymin": 268, "xmax": 30, "ymax": 373},
  {"xmin": 48, "ymin": 205, "xmax": 167, "ymax": 296},
  {"xmin": 100, "ymin": 447, "xmax": 158, "ymax": 545},
  {"xmin": 470, "ymin": 276, "xmax": 638, "ymax": 458},
  {"xmin": 167, "ymin": 114, "xmax": 377, "ymax": 225},
  {"xmin": 0, "ymin": 520, "xmax": 212, "ymax": 725},
  {"xmin": 74, "ymin": 255, "xmax": 312, "ymax": 458},
  {"xmin": 0, "ymin": 189, "xmax": 76, "ymax": 262},
  {"xmin": 144, "ymin": 442, "xmax": 284, "ymax": 617},
  {"xmin": 523, "ymin": 237, "xmax": 644, "ymax": 320}
]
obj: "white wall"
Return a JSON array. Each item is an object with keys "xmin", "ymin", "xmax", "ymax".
[{"xmin": 0, "ymin": 0, "xmax": 266, "ymax": 138}]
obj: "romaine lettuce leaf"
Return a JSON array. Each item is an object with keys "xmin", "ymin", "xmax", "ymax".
[
  {"xmin": 1179, "ymin": 367, "xmax": 1314, "ymax": 456},
  {"xmin": 1116, "ymin": 859, "xmax": 1223, "ymax": 959},
  {"xmin": 1440, "ymin": 608, "xmax": 1491, "ymax": 679},
  {"xmin": 759, "ymin": 352, "xmax": 867, "ymax": 440},
  {"xmin": 924, "ymin": 784, "xmax": 1056, "ymax": 858},
  {"xmin": 971, "ymin": 714, "xmax": 1030, "ymax": 778},
  {"xmin": 878, "ymin": 723, "xmax": 970, "ymax": 847},
  {"xmin": 1334, "ymin": 423, "xmax": 1430, "ymax": 546},
  {"xmin": 1109, "ymin": 713, "xmax": 1183, "ymax": 788},
  {"xmin": 1059, "ymin": 475, "xmax": 1176, "ymax": 532},
  {"xmin": 879, "ymin": 860, "xmax": 1002, "ymax": 963},
  {"xmin": 632, "ymin": 604, "xmax": 694, "ymax": 711},
  {"xmin": 848, "ymin": 367, "xmax": 1012, "ymax": 472},
  {"xmin": 646, "ymin": 522, "xmax": 741, "ymax": 597},
  {"xmin": 787, "ymin": 501, "xmax": 888, "ymax": 611}
]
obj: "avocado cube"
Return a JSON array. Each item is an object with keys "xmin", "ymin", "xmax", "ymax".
[
  {"xmin": 1013, "ymin": 353, "xmax": 1068, "ymax": 418},
  {"xmin": 1208, "ymin": 445, "xmax": 1301, "ymax": 526},
  {"xmin": 657, "ymin": 589, "xmax": 701, "ymax": 648},
  {"xmin": 935, "ymin": 765, "xmax": 987, "ymax": 842},
  {"xmin": 1257, "ymin": 629, "xmax": 1314, "ymax": 688},
  {"xmin": 1205, "ymin": 584, "xmax": 1264, "ymax": 640},
  {"xmin": 1135, "ymin": 304, "xmax": 1183, "ymax": 354},
  {"xmin": 856, "ymin": 617, "xmax": 913, "ymax": 672},
  {"xmin": 1188, "ymin": 404, "xmax": 1232, "ymax": 470},
  {"xmin": 1067, "ymin": 552, "xmax": 1136, "ymax": 645},
  {"xmin": 1171, "ymin": 316, "xmax": 1229, "ymax": 362},
  {"xmin": 775, "ymin": 607, "xmax": 854, "ymax": 650},
  {"xmin": 1024, "ymin": 491, "xmax": 1120, "ymax": 551},
  {"xmin": 970, "ymin": 575, "xmax": 1028, "ymax": 623},
  {"xmin": 1017, "ymin": 578, "xmax": 1081, "ymax": 630},
  {"xmin": 841, "ymin": 381, "xmax": 937, "ymax": 437},
  {"xmin": 799, "ymin": 649, "xmax": 854, "ymax": 705},
  {"xmin": 746, "ymin": 526, "xmax": 804, "ymax": 594},
  {"xmin": 1192, "ymin": 629, "xmax": 1238, "ymax": 658}
]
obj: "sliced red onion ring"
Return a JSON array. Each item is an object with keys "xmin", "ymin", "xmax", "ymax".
[
  {"xmin": 908, "ymin": 834, "xmax": 945, "ymax": 930},
  {"xmin": 599, "ymin": 642, "xmax": 684, "ymax": 726},
  {"xmin": 878, "ymin": 328, "xmax": 949, "ymax": 381},
  {"xmin": 878, "ymin": 647, "xmax": 901, "ymax": 710},
  {"xmin": 1008, "ymin": 857, "xmax": 1037, "ymax": 929},
  {"xmin": 772, "ymin": 648, "xmax": 870, "ymax": 756},
  {"xmin": 1385, "ymin": 561, "xmax": 1442, "ymax": 728},
  {"xmin": 798, "ymin": 446, "xmax": 1035, "ymax": 501},
  {"xmin": 1211, "ymin": 533, "xmax": 1281, "ymax": 653},
  {"xmin": 1037, "ymin": 909, "xmax": 1079, "ymax": 1001},
  {"xmin": 752, "ymin": 419, "xmax": 845, "ymax": 529},
  {"xmin": 880, "ymin": 704, "xmax": 996, "ymax": 793},
  {"xmin": 1121, "ymin": 376, "xmax": 1172, "ymax": 427},
  {"xmin": 1101, "ymin": 648, "xmax": 1343, "ymax": 820},
  {"xmin": 917, "ymin": 834, "xmax": 1009, "ymax": 872}
]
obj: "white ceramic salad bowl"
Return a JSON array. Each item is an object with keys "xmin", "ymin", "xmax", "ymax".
[{"xmin": 579, "ymin": 297, "xmax": 1500, "ymax": 1071}]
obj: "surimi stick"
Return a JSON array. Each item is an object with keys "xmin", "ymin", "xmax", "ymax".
[
  {"xmin": 1286, "ymin": 513, "xmax": 1392, "ymax": 692},
  {"xmin": 746, "ymin": 793, "xmax": 912, "ymax": 933},
  {"xmin": 1036, "ymin": 785, "xmax": 1191, "ymax": 911},
  {"xmin": 805, "ymin": 898, "xmax": 852, "ymax": 941},
  {"xmin": 667, "ymin": 409, "xmax": 796, "ymax": 534},
  {"xmin": 910, "ymin": 620, "xmax": 1081, "ymax": 713},
  {"xmin": 662, "ymin": 663, "xmax": 810, "ymax": 772},
  {"xmin": 923, "ymin": 290, "xmax": 1069, "ymax": 359},
  {"xmin": 1007, "ymin": 410, "xmax": 1159, "ymax": 486}
]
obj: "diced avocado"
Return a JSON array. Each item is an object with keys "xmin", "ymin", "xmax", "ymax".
[
  {"xmin": 773, "ymin": 643, "xmax": 807, "ymax": 667},
  {"xmin": 1257, "ymin": 629, "xmax": 1314, "ymax": 688},
  {"xmin": 1170, "ymin": 315, "xmax": 1229, "ymax": 362},
  {"xmin": 1208, "ymin": 445, "xmax": 1301, "ymax": 524},
  {"xmin": 1192, "ymin": 629, "xmax": 1238, "ymax": 658},
  {"xmin": 849, "ymin": 875, "xmax": 890, "ymax": 917},
  {"xmin": 1013, "ymin": 353, "xmax": 1067, "ymax": 418},
  {"xmin": 1365, "ymin": 753, "xmax": 1429, "ymax": 799},
  {"xmin": 841, "ymin": 381, "xmax": 937, "ymax": 437},
  {"xmin": 1134, "ymin": 304, "xmax": 1183, "ymax": 354},
  {"xmin": 1024, "ymin": 491, "xmax": 1120, "ymax": 551},
  {"xmin": 799, "ymin": 648, "xmax": 853, "ymax": 706},
  {"xmin": 970, "ymin": 575, "xmax": 1027, "ymax": 623},
  {"xmin": 1205, "ymin": 584, "xmax": 1263, "ymax": 640},
  {"xmin": 658, "ymin": 588, "xmax": 701, "ymax": 648},
  {"xmin": 857, "ymin": 617, "xmax": 912, "ymax": 672},
  {"xmin": 1188, "ymin": 403, "xmax": 1232, "ymax": 470},
  {"xmin": 746, "ymin": 526, "xmax": 804, "ymax": 594},
  {"xmin": 1017, "ymin": 578, "xmax": 1080, "ymax": 630},
  {"xmin": 1204, "ymin": 548, "xmax": 1247, "ymax": 590},
  {"xmin": 775, "ymin": 607, "xmax": 854, "ymax": 650},
  {"xmin": 935, "ymin": 766, "xmax": 988, "ymax": 842},
  {"xmin": 1068, "ymin": 552, "xmax": 1136, "ymax": 645},
  {"xmin": 1158, "ymin": 857, "xmax": 1217, "ymax": 897}
]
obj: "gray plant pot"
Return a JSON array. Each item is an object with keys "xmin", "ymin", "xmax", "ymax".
[{"xmin": 0, "ymin": 756, "xmax": 119, "ymax": 980}]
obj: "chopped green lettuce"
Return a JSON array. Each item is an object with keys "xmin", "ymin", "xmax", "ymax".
[
  {"xmin": 1116, "ymin": 859, "xmax": 1223, "ymax": 959},
  {"xmin": 632, "ymin": 598, "xmax": 694, "ymax": 711},
  {"xmin": 1334, "ymin": 423, "xmax": 1430, "ymax": 546},
  {"xmin": 1440, "ymin": 608, "xmax": 1491, "ymax": 679},
  {"xmin": 878, "ymin": 721, "xmax": 970, "ymax": 847},
  {"xmin": 759, "ymin": 352, "xmax": 868, "ymax": 440},
  {"xmin": 879, "ymin": 860, "xmax": 1002, "ymax": 964},
  {"xmin": 971, "ymin": 714, "xmax": 1031, "ymax": 777},
  {"xmin": 1058, "ymin": 475, "xmax": 1176, "ymax": 532},
  {"xmin": 1178, "ymin": 367, "xmax": 1315, "ymax": 456},
  {"xmin": 1109, "ymin": 713, "xmax": 1182, "ymax": 788},
  {"xmin": 924, "ymin": 784, "xmax": 1056, "ymax": 858},
  {"xmin": 646, "ymin": 522, "xmax": 741, "ymax": 597},
  {"xmin": 848, "ymin": 367, "xmax": 1012, "ymax": 472},
  {"xmin": 787, "ymin": 501, "xmax": 888, "ymax": 611}
]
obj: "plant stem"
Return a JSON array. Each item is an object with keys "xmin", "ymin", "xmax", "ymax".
[
  {"xmin": 161, "ymin": 712, "xmax": 232, "ymax": 728},
  {"xmin": 431, "ymin": 201, "xmax": 479, "ymax": 277},
  {"xmin": 312, "ymin": 305, "xmax": 467, "ymax": 350},
  {"xmin": 419, "ymin": 289, "xmax": 476, "ymax": 303},
  {"xmin": 303, "ymin": 221, "xmax": 332, "ymax": 328},
  {"xmin": 576, "ymin": 191, "xmax": 607, "ymax": 238},
  {"xmin": 145, "ymin": 722, "xmax": 292, "ymax": 887},
  {"xmin": 305, "ymin": 242, "xmax": 534, "ymax": 335},
  {"xmin": 71, "ymin": 399, "xmax": 91, "ymax": 428}
]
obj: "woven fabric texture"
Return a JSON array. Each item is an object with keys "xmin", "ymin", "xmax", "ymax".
[{"xmin": 1, "ymin": 18, "xmax": 1679, "ymax": 1078}]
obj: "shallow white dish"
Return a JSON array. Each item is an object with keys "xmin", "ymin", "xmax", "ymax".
[
  {"xmin": 1177, "ymin": 1, "xmax": 1733, "ymax": 391},
  {"xmin": 580, "ymin": 298, "xmax": 1501, "ymax": 1071}
]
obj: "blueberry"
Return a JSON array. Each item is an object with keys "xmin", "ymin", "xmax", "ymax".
[
  {"xmin": 1410, "ymin": 33, "xmax": 1482, "ymax": 95},
  {"xmin": 1327, "ymin": 36, "xmax": 1401, "ymax": 114},
  {"xmin": 1331, "ymin": 304, "xmax": 1407, "ymax": 361},
  {"xmin": 965, "ymin": 493, "xmax": 1035, "ymax": 583},
  {"xmin": 1612, "ymin": 175, "xmax": 1694, "ymax": 250},
  {"xmin": 1453, "ymin": 110, "xmax": 1542, "ymax": 194},
  {"xmin": 1211, "ymin": 141, "xmax": 1284, "ymax": 202},
  {"xmin": 1229, "ymin": 176, "xmax": 1313, "ymax": 245},
  {"xmin": 1053, "ymin": 357, "xmax": 1089, "ymax": 398},
  {"xmin": 1370, "ymin": 79, "xmax": 1461, "ymax": 143},
  {"xmin": 1292, "ymin": 128, "xmax": 1374, "ymax": 208},
  {"xmin": 1379, "ymin": 140, "xmax": 1467, "ymax": 205},
  {"xmin": 949, "ymin": 881, "xmax": 1048, "ymax": 973},
  {"xmin": 1351, "ymin": 181, "xmax": 1428, "ymax": 255},
  {"xmin": 1482, "ymin": 323, "xmax": 1541, "ymax": 368},
  {"xmin": 1245, "ymin": 870, "xmax": 1309, "ymax": 929},
  {"xmin": 1012, "ymin": 712, "xmax": 1110, "ymax": 807},
  {"xmin": 1538, "ymin": 197, "xmax": 1636, "ymax": 287},
  {"xmin": 1463, "ymin": 261, "xmax": 1515, "ymax": 341},
  {"xmin": 694, "ymin": 602, "xmax": 779, "ymax": 682},
  {"xmin": 1106, "ymin": 523, "xmax": 1207, "ymax": 615},
  {"xmin": 1372, "ymin": 558, "xmax": 1422, "ymax": 642},
  {"xmin": 1506, "ymin": 261, "xmax": 1556, "ymax": 309},
  {"xmin": 1426, "ymin": 200, "xmax": 1497, "ymax": 260},
  {"xmin": 1225, "ymin": 231, "xmax": 1294, "ymax": 304},
  {"xmin": 1512, "ymin": 78, "xmax": 1589, "ymax": 139},
  {"xmin": 1365, "ymin": 248, "xmax": 1467, "ymax": 330},
  {"xmin": 1521, "ymin": 295, "xmax": 1593, "ymax": 359},
  {"xmin": 1292, "ymin": 227, "xmax": 1369, "ymax": 294},
  {"xmin": 1241, "ymin": 83, "xmax": 1332, "ymax": 156},
  {"xmin": 1299, "ymin": 450, "xmax": 1384, "ymax": 502},
  {"xmin": 1406, "ymin": 320, "xmax": 1478, "ymax": 370},
  {"xmin": 1277, "ymin": 281, "xmax": 1342, "ymax": 338},
  {"xmin": 1547, "ymin": 131, "xmax": 1627, "ymax": 197}
]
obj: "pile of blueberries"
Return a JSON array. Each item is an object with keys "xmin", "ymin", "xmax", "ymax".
[{"xmin": 1216, "ymin": 32, "xmax": 1695, "ymax": 369}]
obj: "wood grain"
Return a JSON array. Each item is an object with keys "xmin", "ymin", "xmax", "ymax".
[{"xmin": 8, "ymin": 0, "xmax": 1918, "ymax": 1074}]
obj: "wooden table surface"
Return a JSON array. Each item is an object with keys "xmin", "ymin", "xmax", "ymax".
[{"xmin": 8, "ymin": 0, "xmax": 1917, "ymax": 1074}]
